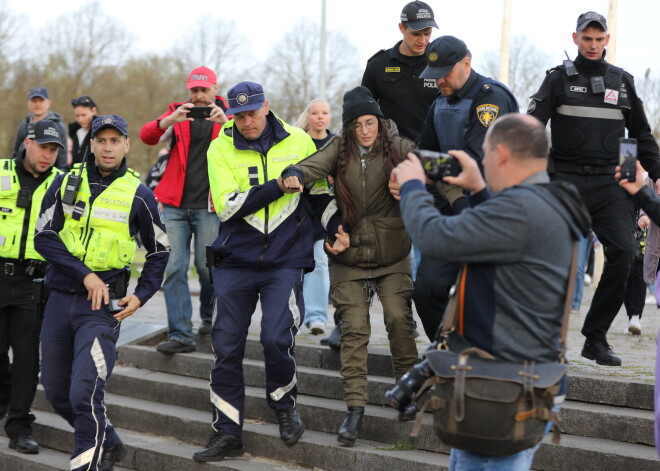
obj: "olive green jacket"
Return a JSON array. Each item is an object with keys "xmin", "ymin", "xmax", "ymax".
[{"xmin": 293, "ymin": 120, "xmax": 415, "ymax": 281}]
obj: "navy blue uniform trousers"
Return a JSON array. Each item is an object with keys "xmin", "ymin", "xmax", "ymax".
[
  {"xmin": 210, "ymin": 267, "xmax": 304, "ymax": 436},
  {"xmin": 40, "ymin": 290, "xmax": 121, "ymax": 471}
]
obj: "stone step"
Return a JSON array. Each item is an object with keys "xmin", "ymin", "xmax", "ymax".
[
  {"xmin": 170, "ymin": 336, "xmax": 657, "ymax": 411},
  {"xmin": 2, "ymin": 408, "xmax": 321, "ymax": 471},
  {"xmin": 30, "ymin": 393, "xmax": 450, "ymax": 471},
  {"xmin": 115, "ymin": 347, "xmax": 656, "ymax": 446}
]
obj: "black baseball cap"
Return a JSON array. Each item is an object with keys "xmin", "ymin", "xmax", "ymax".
[
  {"xmin": 91, "ymin": 115, "xmax": 128, "ymax": 138},
  {"xmin": 400, "ymin": 1, "xmax": 438, "ymax": 30},
  {"xmin": 420, "ymin": 35, "xmax": 468, "ymax": 79},
  {"xmin": 27, "ymin": 120, "xmax": 64, "ymax": 148},
  {"xmin": 576, "ymin": 11, "xmax": 607, "ymax": 31},
  {"xmin": 28, "ymin": 87, "xmax": 48, "ymax": 100}
]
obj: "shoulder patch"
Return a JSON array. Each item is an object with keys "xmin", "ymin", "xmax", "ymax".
[{"xmin": 476, "ymin": 104, "xmax": 500, "ymax": 127}]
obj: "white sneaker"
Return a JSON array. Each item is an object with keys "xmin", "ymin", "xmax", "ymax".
[
  {"xmin": 645, "ymin": 295, "xmax": 657, "ymax": 305},
  {"xmin": 627, "ymin": 315, "xmax": 642, "ymax": 335},
  {"xmin": 309, "ymin": 320, "xmax": 326, "ymax": 335}
]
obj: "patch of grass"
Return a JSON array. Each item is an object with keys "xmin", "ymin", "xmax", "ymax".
[{"xmin": 376, "ymin": 438, "xmax": 415, "ymax": 451}]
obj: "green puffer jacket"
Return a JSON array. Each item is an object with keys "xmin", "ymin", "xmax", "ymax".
[{"xmin": 293, "ymin": 120, "xmax": 414, "ymax": 273}]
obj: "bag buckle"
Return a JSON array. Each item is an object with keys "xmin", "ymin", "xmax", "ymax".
[{"xmin": 4, "ymin": 262, "xmax": 14, "ymax": 276}]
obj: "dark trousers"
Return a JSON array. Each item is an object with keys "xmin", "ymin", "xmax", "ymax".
[
  {"xmin": 553, "ymin": 173, "xmax": 635, "ymax": 344},
  {"xmin": 210, "ymin": 267, "xmax": 304, "ymax": 436},
  {"xmin": 0, "ymin": 273, "xmax": 40, "ymax": 439},
  {"xmin": 413, "ymin": 258, "xmax": 460, "ymax": 341},
  {"xmin": 40, "ymin": 290, "xmax": 121, "ymax": 471},
  {"xmin": 624, "ymin": 259, "xmax": 645, "ymax": 319}
]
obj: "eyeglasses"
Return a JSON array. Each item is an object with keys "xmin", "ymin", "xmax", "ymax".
[
  {"xmin": 71, "ymin": 96, "xmax": 96, "ymax": 108},
  {"xmin": 353, "ymin": 119, "xmax": 378, "ymax": 132}
]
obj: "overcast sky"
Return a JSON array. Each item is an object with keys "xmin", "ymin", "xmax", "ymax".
[{"xmin": 6, "ymin": 0, "xmax": 660, "ymax": 81}]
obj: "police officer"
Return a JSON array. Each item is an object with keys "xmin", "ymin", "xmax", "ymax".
[
  {"xmin": 193, "ymin": 81, "xmax": 330, "ymax": 462},
  {"xmin": 411, "ymin": 35, "xmax": 519, "ymax": 340},
  {"xmin": 528, "ymin": 11, "xmax": 660, "ymax": 366},
  {"xmin": 34, "ymin": 115, "xmax": 170, "ymax": 470},
  {"xmin": 0, "ymin": 120, "xmax": 63, "ymax": 454},
  {"xmin": 362, "ymin": 1, "xmax": 438, "ymax": 142}
]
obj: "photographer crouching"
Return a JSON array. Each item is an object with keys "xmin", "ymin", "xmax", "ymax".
[{"xmin": 389, "ymin": 114, "xmax": 590, "ymax": 470}]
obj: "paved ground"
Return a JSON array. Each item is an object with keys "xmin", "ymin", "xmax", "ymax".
[{"xmin": 128, "ymin": 269, "xmax": 659, "ymax": 384}]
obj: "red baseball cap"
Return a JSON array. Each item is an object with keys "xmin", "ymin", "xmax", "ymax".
[{"xmin": 187, "ymin": 66, "xmax": 217, "ymax": 89}]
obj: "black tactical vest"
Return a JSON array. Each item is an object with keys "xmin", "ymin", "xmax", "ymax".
[{"xmin": 551, "ymin": 64, "xmax": 630, "ymax": 164}]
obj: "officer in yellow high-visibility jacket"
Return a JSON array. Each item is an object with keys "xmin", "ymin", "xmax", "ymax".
[{"xmin": 0, "ymin": 119, "xmax": 63, "ymax": 454}]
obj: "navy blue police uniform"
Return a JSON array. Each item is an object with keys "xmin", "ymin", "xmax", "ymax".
[{"xmin": 34, "ymin": 116, "xmax": 169, "ymax": 470}]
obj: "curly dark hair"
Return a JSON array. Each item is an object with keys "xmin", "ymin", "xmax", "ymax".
[{"xmin": 334, "ymin": 117, "xmax": 402, "ymax": 226}]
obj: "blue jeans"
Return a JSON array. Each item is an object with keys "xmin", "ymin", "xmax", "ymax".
[
  {"xmin": 449, "ymin": 405, "xmax": 561, "ymax": 470},
  {"xmin": 162, "ymin": 206, "xmax": 220, "ymax": 345},
  {"xmin": 571, "ymin": 236, "xmax": 589, "ymax": 311},
  {"xmin": 303, "ymin": 240, "xmax": 329, "ymax": 326}
]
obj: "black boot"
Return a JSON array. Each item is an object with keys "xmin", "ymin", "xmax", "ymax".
[
  {"xmin": 337, "ymin": 406, "xmax": 365, "ymax": 446},
  {"xmin": 275, "ymin": 407, "xmax": 305, "ymax": 445},
  {"xmin": 192, "ymin": 430, "xmax": 244, "ymax": 462},
  {"xmin": 99, "ymin": 439, "xmax": 126, "ymax": 470},
  {"xmin": 581, "ymin": 340, "xmax": 622, "ymax": 366},
  {"xmin": 398, "ymin": 402, "xmax": 418, "ymax": 422}
]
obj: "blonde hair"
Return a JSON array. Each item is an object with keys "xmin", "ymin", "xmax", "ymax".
[{"xmin": 294, "ymin": 99, "xmax": 330, "ymax": 131}]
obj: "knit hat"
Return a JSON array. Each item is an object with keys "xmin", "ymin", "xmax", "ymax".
[{"xmin": 341, "ymin": 86, "xmax": 384, "ymax": 127}]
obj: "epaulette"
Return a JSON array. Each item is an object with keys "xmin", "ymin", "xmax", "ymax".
[
  {"xmin": 126, "ymin": 168, "xmax": 141, "ymax": 179},
  {"xmin": 481, "ymin": 83, "xmax": 492, "ymax": 92},
  {"xmin": 366, "ymin": 48, "xmax": 388, "ymax": 63},
  {"xmin": 546, "ymin": 66, "xmax": 561, "ymax": 76}
]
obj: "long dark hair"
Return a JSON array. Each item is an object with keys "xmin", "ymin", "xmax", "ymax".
[{"xmin": 334, "ymin": 117, "xmax": 401, "ymax": 226}]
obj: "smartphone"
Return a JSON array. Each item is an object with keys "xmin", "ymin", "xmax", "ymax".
[
  {"xmin": 413, "ymin": 149, "xmax": 461, "ymax": 181},
  {"xmin": 619, "ymin": 138, "xmax": 638, "ymax": 182},
  {"xmin": 187, "ymin": 106, "xmax": 211, "ymax": 119},
  {"xmin": 108, "ymin": 299, "xmax": 124, "ymax": 313}
]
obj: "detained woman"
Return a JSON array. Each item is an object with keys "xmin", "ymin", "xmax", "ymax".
[{"xmin": 282, "ymin": 86, "xmax": 419, "ymax": 446}]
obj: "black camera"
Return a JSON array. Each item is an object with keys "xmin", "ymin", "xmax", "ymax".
[
  {"xmin": 16, "ymin": 188, "xmax": 32, "ymax": 208},
  {"xmin": 413, "ymin": 149, "xmax": 461, "ymax": 181},
  {"xmin": 187, "ymin": 106, "xmax": 212, "ymax": 119},
  {"xmin": 384, "ymin": 360, "xmax": 434, "ymax": 410}
]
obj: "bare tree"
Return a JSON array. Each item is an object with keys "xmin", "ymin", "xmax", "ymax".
[
  {"xmin": 167, "ymin": 18, "xmax": 251, "ymax": 93},
  {"xmin": 37, "ymin": 1, "xmax": 132, "ymax": 94},
  {"xmin": 483, "ymin": 35, "xmax": 553, "ymax": 109},
  {"xmin": 259, "ymin": 20, "xmax": 362, "ymax": 125},
  {"xmin": 639, "ymin": 69, "xmax": 660, "ymax": 142}
]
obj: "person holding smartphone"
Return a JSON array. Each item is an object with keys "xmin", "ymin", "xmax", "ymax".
[{"xmin": 528, "ymin": 11, "xmax": 660, "ymax": 366}]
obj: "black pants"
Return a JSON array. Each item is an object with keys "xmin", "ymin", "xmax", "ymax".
[
  {"xmin": 412, "ymin": 258, "xmax": 460, "ymax": 341},
  {"xmin": 624, "ymin": 259, "xmax": 645, "ymax": 319},
  {"xmin": 553, "ymin": 172, "xmax": 635, "ymax": 344},
  {"xmin": 0, "ymin": 273, "xmax": 40, "ymax": 438}
]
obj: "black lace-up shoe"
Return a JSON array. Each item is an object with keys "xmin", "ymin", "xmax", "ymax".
[
  {"xmin": 99, "ymin": 440, "xmax": 126, "ymax": 470},
  {"xmin": 581, "ymin": 340, "xmax": 622, "ymax": 366},
  {"xmin": 192, "ymin": 430, "xmax": 244, "ymax": 462},
  {"xmin": 398, "ymin": 402, "xmax": 418, "ymax": 422},
  {"xmin": 337, "ymin": 406, "xmax": 365, "ymax": 446},
  {"xmin": 275, "ymin": 407, "xmax": 304, "ymax": 445},
  {"xmin": 8, "ymin": 435, "xmax": 39, "ymax": 454}
]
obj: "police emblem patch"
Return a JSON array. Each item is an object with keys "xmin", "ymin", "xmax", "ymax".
[
  {"xmin": 102, "ymin": 116, "xmax": 114, "ymax": 125},
  {"xmin": 429, "ymin": 52, "xmax": 438, "ymax": 63},
  {"xmin": 237, "ymin": 93, "xmax": 248, "ymax": 105},
  {"xmin": 476, "ymin": 104, "xmax": 499, "ymax": 127}
]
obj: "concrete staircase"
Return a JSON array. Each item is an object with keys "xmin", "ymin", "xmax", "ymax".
[{"xmin": 1, "ymin": 329, "xmax": 659, "ymax": 470}]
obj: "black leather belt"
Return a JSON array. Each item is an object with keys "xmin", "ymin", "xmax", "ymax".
[
  {"xmin": 552, "ymin": 161, "xmax": 617, "ymax": 175},
  {"xmin": 0, "ymin": 258, "xmax": 46, "ymax": 276}
]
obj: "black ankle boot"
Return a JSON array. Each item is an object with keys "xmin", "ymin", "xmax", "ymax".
[{"xmin": 337, "ymin": 406, "xmax": 365, "ymax": 446}]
